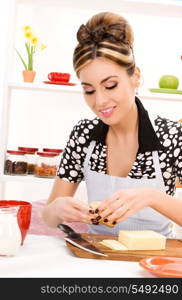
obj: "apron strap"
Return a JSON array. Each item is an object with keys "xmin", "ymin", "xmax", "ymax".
[
  {"xmin": 148, "ymin": 112, "xmax": 166, "ymax": 192},
  {"xmin": 152, "ymin": 151, "xmax": 164, "ymax": 183},
  {"xmin": 83, "ymin": 140, "xmax": 96, "ymax": 169}
]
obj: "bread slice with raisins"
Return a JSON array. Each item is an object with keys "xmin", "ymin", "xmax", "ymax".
[{"xmin": 89, "ymin": 201, "xmax": 116, "ymax": 227}]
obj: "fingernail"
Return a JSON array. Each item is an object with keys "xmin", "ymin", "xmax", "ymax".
[
  {"xmin": 89, "ymin": 209, "xmax": 94, "ymax": 214},
  {"xmin": 91, "ymin": 218, "xmax": 96, "ymax": 222},
  {"xmin": 112, "ymin": 221, "xmax": 117, "ymax": 225},
  {"xmin": 96, "ymin": 215, "xmax": 101, "ymax": 221},
  {"xmin": 92, "ymin": 219, "xmax": 99, "ymax": 225},
  {"xmin": 103, "ymin": 218, "xmax": 108, "ymax": 223},
  {"xmin": 95, "ymin": 208, "xmax": 99, "ymax": 213}
]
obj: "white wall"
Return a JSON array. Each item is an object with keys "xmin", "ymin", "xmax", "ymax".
[{"xmin": 1, "ymin": 0, "xmax": 182, "ymax": 202}]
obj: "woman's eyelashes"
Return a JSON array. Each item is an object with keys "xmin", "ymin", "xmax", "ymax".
[
  {"xmin": 106, "ymin": 83, "xmax": 118, "ymax": 90},
  {"xmin": 84, "ymin": 90, "xmax": 95, "ymax": 95},
  {"xmin": 84, "ymin": 83, "xmax": 118, "ymax": 95}
]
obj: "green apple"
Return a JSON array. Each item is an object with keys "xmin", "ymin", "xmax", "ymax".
[{"xmin": 159, "ymin": 75, "xmax": 179, "ymax": 89}]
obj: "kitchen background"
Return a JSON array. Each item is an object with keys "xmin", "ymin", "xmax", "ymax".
[{"xmin": 0, "ymin": 0, "xmax": 182, "ymax": 209}]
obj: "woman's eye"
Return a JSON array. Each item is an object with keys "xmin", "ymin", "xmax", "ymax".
[
  {"xmin": 84, "ymin": 90, "xmax": 95, "ymax": 95},
  {"xmin": 106, "ymin": 83, "xmax": 118, "ymax": 90}
]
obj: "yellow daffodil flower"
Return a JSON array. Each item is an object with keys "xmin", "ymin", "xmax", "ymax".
[
  {"xmin": 15, "ymin": 25, "xmax": 47, "ymax": 71},
  {"xmin": 40, "ymin": 44, "xmax": 47, "ymax": 50},
  {"xmin": 24, "ymin": 30, "xmax": 33, "ymax": 40},
  {"xmin": 30, "ymin": 36, "xmax": 39, "ymax": 46},
  {"xmin": 23, "ymin": 26, "xmax": 32, "ymax": 32}
]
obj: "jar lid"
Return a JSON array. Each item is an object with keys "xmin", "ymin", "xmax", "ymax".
[
  {"xmin": 25, "ymin": 151, "xmax": 37, "ymax": 154},
  {"xmin": 18, "ymin": 147, "xmax": 38, "ymax": 152},
  {"xmin": 7, "ymin": 150, "xmax": 27, "ymax": 155},
  {"xmin": 43, "ymin": 148, "xmax": 63, "ymax": 153},
  {"xmin": 37, "ymin": 152, "xmax": 59, "ymax": 157}
]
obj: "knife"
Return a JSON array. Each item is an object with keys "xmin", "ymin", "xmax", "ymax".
[{"xmin": 57, "ymin": 224, "xmax": 107, "ymax": 257}]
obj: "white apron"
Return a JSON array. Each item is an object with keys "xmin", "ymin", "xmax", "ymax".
[{"xmin": 83, "ymin": 114, "xmax": 174, "ymax": 238}]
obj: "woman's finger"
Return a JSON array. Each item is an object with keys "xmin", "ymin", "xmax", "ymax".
[
  {"xmin": 99, "ymin": 190, "xmax": 123, "ymax": 211},
  {"xmin": 107, "ymin": 203, "xmax": 130, "ymax": 223},
  {"xmin": 116, "ymin": 208, "xmax": 134, "ymax": 223},
  {"xmin": 99, "ymin": 199, "xmax": 125, "ymax": 219}
]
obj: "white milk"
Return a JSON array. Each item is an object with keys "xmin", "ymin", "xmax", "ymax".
[{"xmin": 0, "ymin": 207, "xmax": 22, "ymax": 256}]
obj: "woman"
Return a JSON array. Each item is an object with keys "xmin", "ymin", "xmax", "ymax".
[{"xmin": 42, "ymin": 12, "xmax": 182, "ymax": 237}]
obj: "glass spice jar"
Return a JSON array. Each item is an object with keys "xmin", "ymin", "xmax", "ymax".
[
  {"xmin": 4, "ymin": 150, "xmax": 28, "ymax": 175},
  {"xmin": 43, "ymin": 148, "xmax": 63, "ymax": 154},
  {"xmin": 34, "ymin": 152, "xmax": 59, "ymax": 178},
  {"xmin": 18, "ymin": 147, "xmax": 39, "ymax": 175},
  {"xmin": 43, "ymin": 148, "xmax": 64, "ymax": 162},
  {"xmin": 18, "ymin": 147, "xmax": 38, "ymax": 152},
  {"xmin": 25, "ymin": 151, "xmax": 37, "ymax": 175}
]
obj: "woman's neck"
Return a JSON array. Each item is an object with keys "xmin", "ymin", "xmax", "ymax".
[{"xmin": 108, "ymin": 102, "xmax": 139, "ymax": 140}]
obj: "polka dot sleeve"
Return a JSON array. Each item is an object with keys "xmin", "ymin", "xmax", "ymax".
[
  {"xmin": 57, "ymin": 119, "xmax": 90, "ymax": 183},
  {"xmin": 175, "ymin": 123, "xmax": 182, "ymax": 183}
]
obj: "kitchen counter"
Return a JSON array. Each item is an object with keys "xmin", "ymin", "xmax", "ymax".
[{"xmin": 0, "ymin": 234, "xmax": 154, "ymax": 278}]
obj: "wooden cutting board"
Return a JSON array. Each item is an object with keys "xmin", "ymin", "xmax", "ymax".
[{"xmin": 66, "ymin": 233, "xmax": 182, "ymax": 262}]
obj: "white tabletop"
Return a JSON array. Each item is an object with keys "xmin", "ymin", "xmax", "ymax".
[{"xmin": 0, "ymin": 234, "xmax": 154, "ymax": 278}]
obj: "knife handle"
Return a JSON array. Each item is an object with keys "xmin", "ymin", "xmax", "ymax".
[
  {"xmin": 58, "ymin": 224, "xmax": 74, "ymax": 234},
  {"xmin": 57, "ymin": 224, "xmax": 81, "ymax": 239}
]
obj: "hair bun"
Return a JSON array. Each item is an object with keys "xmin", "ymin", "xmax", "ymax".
[{"xmin": 77, "ymin": 22, "xmax": 131, "ymax": 46}]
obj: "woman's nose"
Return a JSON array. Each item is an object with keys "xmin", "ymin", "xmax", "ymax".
[{"xmin": 95, "ymin": 91, "xmax": 108, "ymax": 106}]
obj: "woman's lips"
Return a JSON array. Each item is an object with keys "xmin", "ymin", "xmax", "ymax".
[{"xmin": 99, "ymin": 106, "xmax": 116, "ymax": 118}]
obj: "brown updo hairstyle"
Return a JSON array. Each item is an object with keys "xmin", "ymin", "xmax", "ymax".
[{"xmin": 73, "ymin": 12, "xmax": 135, "ymax": 77}]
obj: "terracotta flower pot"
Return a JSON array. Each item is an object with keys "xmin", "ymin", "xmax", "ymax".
[{"xmin": 22, "ymin": 70, "xmax": 36, "ymax": 83}]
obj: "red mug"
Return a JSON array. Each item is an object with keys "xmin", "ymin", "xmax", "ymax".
[{"xmin": 48, "ymin": 72, "xmax": 70, "ymax": 82}]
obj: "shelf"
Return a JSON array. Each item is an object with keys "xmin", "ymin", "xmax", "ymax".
[
  {"xmin": 8, "ymin": 82, "xmax": 82, "ymax": 94},
  {"xmin": 0, "ymin": 174, "xmax": 54, "ymax": 184},
  {"xmin": 8, "ymin": 83, "xmax": 182, "ymax": 102},
  {"xmin": 138, "ymin": 90, "xmax": 182, "ymax": 103}
]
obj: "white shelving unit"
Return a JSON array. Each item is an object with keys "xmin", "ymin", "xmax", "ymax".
[
  {"xmin": 0, "ymin": 174, "xmax": 54, "ymax": 184},
  {"xmin": 0, "ymin": 0, "xmax": 182, "ymax": 200},
  {"xmin": 1, "ymin": 82, "xmax": 181, "ymax": 184},
  {"xmin": 7, "ymin": 82, "xmax": 182, "ymax": 102}
]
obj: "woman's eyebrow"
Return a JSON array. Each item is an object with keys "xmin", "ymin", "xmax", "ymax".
[{"xmin": 81, "ymin": 75, "xmax": 119, "ymax": 86}]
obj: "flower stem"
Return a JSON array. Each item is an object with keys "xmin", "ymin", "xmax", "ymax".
[
  {"xmin": 15, "ymin": 48, "xmax": 27, "ymax": 70},
  {"xmin": 25, "ymin": 42, "xmax": 32, "ymax": 70}
]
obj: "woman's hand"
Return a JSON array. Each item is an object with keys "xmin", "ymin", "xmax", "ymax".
[
  {"xmin": 49, "ymin": 197, "xmax": 92, "ymax": 224},
  {"xmin": 98, "ymin": 187, "xmax": 160, "ymax": 224}
]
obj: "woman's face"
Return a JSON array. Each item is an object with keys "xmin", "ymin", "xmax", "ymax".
[{"xmin": 79, "ymin": 58, "xmax": 140, "ymax": 126}]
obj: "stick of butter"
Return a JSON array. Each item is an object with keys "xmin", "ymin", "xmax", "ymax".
[
  {"xmin": 100, "ymin": 239, "xmax": 128, "ymax": 250},
  {"xmin": 118, "ymin": 230, "xmax": 166, "ymax": 250}
]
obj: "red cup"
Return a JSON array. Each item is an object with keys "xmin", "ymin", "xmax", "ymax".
[
  {"xmin": 0, "ymin": 200, "xmax": 32, "ymax": 245},
  {"xmin": 48, "ymin": 72, "xmax": 70, "ymax": 82}
]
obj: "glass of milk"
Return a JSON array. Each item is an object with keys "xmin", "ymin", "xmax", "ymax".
[{"xmin": 0, "ymin": 206, "xmax": 22, "ymax": 256}]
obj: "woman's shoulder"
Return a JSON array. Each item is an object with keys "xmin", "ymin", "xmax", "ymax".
[
  {"xmin": 155, "ymin": 115, "xmax": 182, "ymax": 132},
  {"xmin": 69, "ymin": 117, "xmax": 100, "ymax": 145},
  {"xmin": 73, "ymin": 117, "xmax": 100, "ymax": 130},
  {"xmin": 155, "ymin": 115, "xmax": 182, "ymax": 146}
]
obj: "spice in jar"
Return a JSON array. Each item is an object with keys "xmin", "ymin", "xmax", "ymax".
[
  {"xmin": 18, "ymin": 147, "xmax": 38, "ymax": 175},
  {"xmin": 34, "ymin": 152, "xmax": 59, "ymax": 178},
  {"xmin": 4, "ymin": 150, "xmax": 28, "ymax": 175}
]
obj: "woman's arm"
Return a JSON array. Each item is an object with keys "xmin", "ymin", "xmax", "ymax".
[
  {"xmin": 98, "ymin": 187, "xmax": 182, "ymax": 226},
  {"xmin": 42, "ymin": 177, "xmax": 91, "ymax": 227},
  {"xmin": 150, "ymin": 189, "xmax": 182, "ymax": 226}
]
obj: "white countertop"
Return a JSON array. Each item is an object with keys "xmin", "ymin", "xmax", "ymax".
[{"xmin": 0, "ymin": 234, "xmax": 154, "ymax": 278}]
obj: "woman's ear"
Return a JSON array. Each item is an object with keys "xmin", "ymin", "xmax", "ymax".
[{"xmin": 131, "ymin": 66, "xmax": 141, "ymax": 88}]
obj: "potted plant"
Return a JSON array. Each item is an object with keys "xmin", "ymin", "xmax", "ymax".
[{"xmin": 15, "ymin": 26, "xmax": 46, "ymax": 82}]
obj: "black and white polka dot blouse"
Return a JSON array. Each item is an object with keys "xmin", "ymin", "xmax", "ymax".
[{"xmin": 58, "ymin": 97, "xmax": 182, "ymax": 196}]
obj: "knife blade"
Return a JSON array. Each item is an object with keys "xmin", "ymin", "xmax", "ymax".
[{"xmin": 58, "ymin": 224, "xmax": 107, "ymax": 257}]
